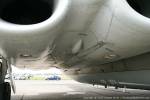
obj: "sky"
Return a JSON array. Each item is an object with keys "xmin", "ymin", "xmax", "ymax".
[{"xmin": 12, "ymin": 65, "xmax": 62, "ymax": 75}]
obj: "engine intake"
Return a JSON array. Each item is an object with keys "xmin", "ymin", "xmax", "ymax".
[
  {"xmin": 0, "ymin": 0, "xmax": 54, "ymax": 25},
  {"xmin": 127, "ymin": 0, "xmax": 150, "ymax": 18}
]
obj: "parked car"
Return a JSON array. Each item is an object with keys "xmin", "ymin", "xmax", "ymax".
[
  {"xmin": 19, "ymin": 76, "xmax": 26, "ymax": 80},
  {"xmin": 45, "ymin": 75, "xmax": 61, "ymax": 80},
  {"xmin": 14, "ymin": 75, "xmax": 26, "ymax": 80}
]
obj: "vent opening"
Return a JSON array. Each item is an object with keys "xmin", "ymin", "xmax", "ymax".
[
  {"xmin": 0, "ymin": 0, "xmax": 54, "ymax": 25},
  {"xmin": 127, "ymin": 0, "xmax": 150, "ymax": 18}
]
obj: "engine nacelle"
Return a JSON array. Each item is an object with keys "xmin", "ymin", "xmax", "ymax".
[
  {"xmin": 127, "ymin": 0, "xmax": 150, "ymax": 19},
  {"xmin": 0, "ymin": 0, "xmax": 70, "ymax": 68},
  {"xmin": 0, "ymin": 0, "xmax": 69, "ymax": 32}
]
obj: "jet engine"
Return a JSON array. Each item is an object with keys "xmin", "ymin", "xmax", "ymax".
[{"xmin": 0, "ymin": 0, "xmax": 70, "ymax": 68}]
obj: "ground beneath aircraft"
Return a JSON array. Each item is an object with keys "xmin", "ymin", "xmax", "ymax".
[{"xmin": 11, "ymin": 80, "xmax": 150, "ymax": 100}]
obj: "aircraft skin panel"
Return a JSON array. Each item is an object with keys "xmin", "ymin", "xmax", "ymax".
[
  {"xmin": 0, "ymin": 0, "xmax": 150, "ymax": 89},
  {"xmin": 52, "ymin": 0, "xmax": 150, "ymax": 67},
  {"xmin": 69, "ymin": 70, "xmax": 150, "ymax": 90},
  {"xmin": 105, "ymin": 0, "xmax": 150, "ymax": 58},
  {"xmin": 51, "ymin": 0, "xmax": 150, "ymax": 88},
  {"xmin": 84, "ymin": 0, "xmax": 150, "ymax": 63},
  {"xmin": 65, "ymin": 52, "xmax": 150, "ymax": 89},
  {"xmin": 0, "ymin": 0, "xmax": 149, "ymax": 67},
  {"xmin": 69, "ymin": 70, "xmax": 150, "ymax": 86}
]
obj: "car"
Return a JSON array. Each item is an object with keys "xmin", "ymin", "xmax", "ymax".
[
  {"xmin": 19, "ymin": 76, "xmax": 26, "ymax": 80},
  {"xmin": 45, "ymin": 75, "xmax": 61, "ymax": 80}
]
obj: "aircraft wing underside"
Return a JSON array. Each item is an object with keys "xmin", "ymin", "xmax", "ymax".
[{"xmin": 0, "ymin": 0, "xmax": 150, "ymax": 90}]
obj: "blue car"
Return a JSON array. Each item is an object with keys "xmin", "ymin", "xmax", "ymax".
[{"xmin": 45, "ymin": 75, "xmax": 61, "ymax": 80}]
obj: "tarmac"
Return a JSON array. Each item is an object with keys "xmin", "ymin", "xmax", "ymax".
[{"xmin": 11, "ymin": 80, "xmax": 150, "ymax": 100}]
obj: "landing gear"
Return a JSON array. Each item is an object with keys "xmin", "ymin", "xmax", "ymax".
[
  {"xmin": 104, "ymin": 84, "xmax": 108, "ymax": 88},
  {"xmin": 0, "ymin": 56, "xmax": 11, "ymax": 100},
  {"xmin": 0, "ymin": 82, "xmax": 11, "ymax": 100}
]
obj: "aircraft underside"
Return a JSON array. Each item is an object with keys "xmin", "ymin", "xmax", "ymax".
[{"xmin": 0, "ymin": 0, "xmax": 150, "ymax": 99}]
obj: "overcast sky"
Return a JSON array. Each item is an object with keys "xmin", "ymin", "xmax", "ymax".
[{"xmin": 12, "ymin": 65, "xmax": 62, "ymax": 75}]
